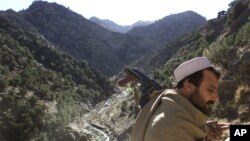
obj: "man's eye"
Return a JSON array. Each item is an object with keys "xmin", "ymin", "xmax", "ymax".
[{"xmin": 208, "ymin": 89, "xmax": 214, "ymax": 93}]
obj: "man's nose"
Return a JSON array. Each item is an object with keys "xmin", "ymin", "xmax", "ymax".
[{"xmin": 212, "ymin": 91, "xmax": 219, "ymax": 102}]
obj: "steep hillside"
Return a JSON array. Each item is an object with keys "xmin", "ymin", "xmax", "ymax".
[
  {"xmin": 132, "ymin": 31, "xmax": 208, "ymax": 75},
  {"xmin": 90, "ymin": 16, "xmax": 153, "ymax": 33},
  {"xmin": 132, "ymin": 10, "xmax": 226, "ymax": 77},
  {"xmin": 0, "ymin": 9, "xmax": 115, "ymax": 141},
  {"xmin": 21, "ymin": 1, "xmax": 160, "ymax": 76},
  {"xmin": 128, "ymin": 11, "xmax": 206, "ymax": 44},
  {"xmin": 0, "ymin": 9, "xmax": 114, "ymax": 97}
]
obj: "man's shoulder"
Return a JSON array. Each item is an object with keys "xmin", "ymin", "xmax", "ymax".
[
  {"xmin": 162, "ymin": 89, "xmax": 178, "ymax": 95},
  {"xmin": 161, "ymin": 89, "xmax": 190, "ymax": 106}
]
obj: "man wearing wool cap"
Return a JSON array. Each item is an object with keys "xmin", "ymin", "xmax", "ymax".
[{"xmin": 131, "ymin": 57, "xmax": 229, "ymax": 141}]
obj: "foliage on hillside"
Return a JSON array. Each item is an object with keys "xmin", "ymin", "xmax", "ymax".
[
  {"xmin": 204, "ymin": 22, "xmax": 250, "ymax": 121},
  {"xmin": 0, "ymin": 10, "xmax": 114, "ymax": 140},
  {"xmin": 0, "ymin": 42, "xmax": 80, "ymax": 141},
  {"xmin": 0, "ymin": 10, "xmax": 114, "ymax": 96},
  {"xmin": 153, "ymin": 32, "xmax": 209, "ymax": 87},
  {"xmin": 201, "ymin": 0, "xmax": 250, "ymax": 121}
]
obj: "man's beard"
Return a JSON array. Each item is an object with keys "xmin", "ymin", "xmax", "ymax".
[{"xmin": 188, "ymin": 89, "xmax": 214, "ymax": 114}]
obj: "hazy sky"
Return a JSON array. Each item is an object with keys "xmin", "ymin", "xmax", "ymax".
[{"xmin": 0, "ymin": 0, "xmax": 233, "ymax": 25}]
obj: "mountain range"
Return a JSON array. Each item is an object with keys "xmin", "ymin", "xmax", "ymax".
[
  {"xmin": 20, "ymin": 1, "xmax": 205, "ymax": 76},
  {"xmin": 89, "ymin": 16, "xmax": 154, "ymax": 33}
]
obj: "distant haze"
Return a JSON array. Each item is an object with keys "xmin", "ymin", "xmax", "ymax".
[{"xmin": 89, "ymin": 17, "xmax": 154, "ymax": 33}]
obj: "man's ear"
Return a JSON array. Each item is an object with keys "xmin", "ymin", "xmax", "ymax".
[{"xmin": 183, "ymin": 79, "xmax": 195, "ymax": 93}]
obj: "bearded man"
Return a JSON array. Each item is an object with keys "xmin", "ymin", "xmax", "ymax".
[{"xmin": 131, "ymin": 57, "xmax": 228, "ymax": 141}]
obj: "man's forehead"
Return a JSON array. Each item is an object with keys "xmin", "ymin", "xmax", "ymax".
[{"xmin": 202, "ymin": 70, "xmax": 219, "ymax": 85}]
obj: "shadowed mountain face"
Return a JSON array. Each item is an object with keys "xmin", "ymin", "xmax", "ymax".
[
  {"xmin": 128, "ymin": 11, "xmax": 206, "ymax": 44},
  {"xmin": 21, "ymin": 1, "xmax": 160, "ymax": 76}
]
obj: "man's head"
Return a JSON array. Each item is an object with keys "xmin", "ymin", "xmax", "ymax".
[{"xmin": 174, "ymin": 57, "xmax": 221, "ymax": 114}]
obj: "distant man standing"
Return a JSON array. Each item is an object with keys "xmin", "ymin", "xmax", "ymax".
[{"xmin": 131, "ymin": 57, "xmax": 228, "ymax": 141}]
